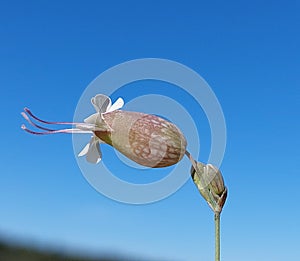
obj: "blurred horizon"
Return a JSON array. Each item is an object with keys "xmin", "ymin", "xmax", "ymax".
[{"xmin": 0, "ymin": 237, "xmax": 149, "ymax": 261}]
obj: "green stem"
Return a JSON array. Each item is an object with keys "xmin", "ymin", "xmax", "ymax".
[{"xmin": 215, "ymin": 212, "xmax": 220, "ymax": 261}]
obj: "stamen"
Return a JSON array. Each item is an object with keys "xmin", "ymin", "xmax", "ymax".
[
  {"xmin": 21, "ymin": 124, "xmax": 92, "ymax": 135},
  {"xmin": 21, "ymin": 112, "xmax": 55, "ymax": 131},
  {"xmin": 21, "ymin": 107, "xmax": 103, "ymax": 135},
  {"xmin": 24, "ymin": 107, "xmax": 94, "ymax": 126}
]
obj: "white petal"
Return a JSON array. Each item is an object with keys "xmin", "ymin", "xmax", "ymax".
[
  {"xmin": 78, "ymin": 143, "xmax": 90, "ymax": 157},
  {"xmin": 84, "ymin": 113, "xmax": 101, "ymax": 124},
  {"xmin": 86, "ymin": 137, "xmax": 102, "ymax": 164},
  {"xmin": 107, "ymin": 97, "xmax": 124, "ymax": 112},
  {"xmin": 91, "ymin": 94, "xmax": 112, "ymax": 113},
  {"xmin": 81, "ymin": 114, "xmax": 111, "ymax": 132}
]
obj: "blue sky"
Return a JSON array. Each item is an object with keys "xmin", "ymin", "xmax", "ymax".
[{"xmin": 1, "ymin": 1, "xmax": 299, "ymax": 260}]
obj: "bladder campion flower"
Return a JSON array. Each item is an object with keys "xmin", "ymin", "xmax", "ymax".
[{"xmin": 22, "ymin": 94, "xmax": 187, "ymax": 168}]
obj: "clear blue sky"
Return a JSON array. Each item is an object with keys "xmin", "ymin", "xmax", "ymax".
[{"xmin": 1, "ymin": 1, "xmax": 299, "ymax": 260}]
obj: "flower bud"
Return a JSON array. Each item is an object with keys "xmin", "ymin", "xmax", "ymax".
[
  {"xmin": 191, "ymin": 162, "xmax": 227, "ymax": 213},
  {"xmin": 95, "ymin": 110, "xmax": 187, "ymax": 168}
]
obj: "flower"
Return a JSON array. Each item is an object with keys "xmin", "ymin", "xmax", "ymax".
[{"xmin": 22, "ymin": 94, "xmax": 187, "ymax": 168}]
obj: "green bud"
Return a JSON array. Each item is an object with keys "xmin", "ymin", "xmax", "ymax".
[{"xmin": 191, "ymin": 162, "xmax": 227, "ymax": 213}]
